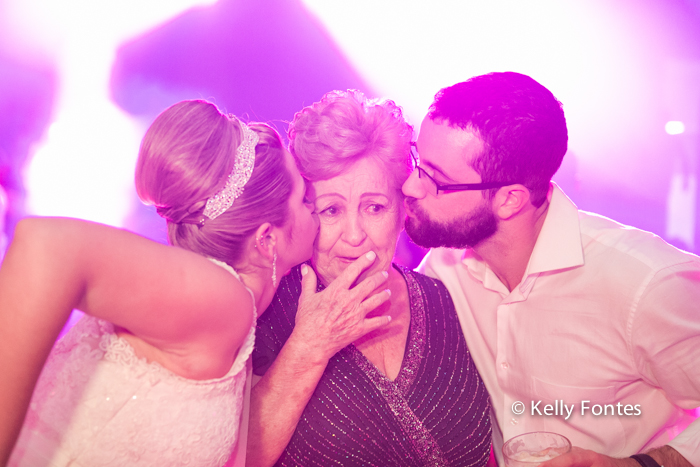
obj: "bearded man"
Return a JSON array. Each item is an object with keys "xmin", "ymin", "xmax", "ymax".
[{"xmin": 402, "ymin": 72, "xmax": 700, "ymax": 467}]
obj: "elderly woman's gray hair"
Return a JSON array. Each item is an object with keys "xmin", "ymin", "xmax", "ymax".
[{"xmin": 287, "ymin": 89, "xmax": 413, "ymax": 191}]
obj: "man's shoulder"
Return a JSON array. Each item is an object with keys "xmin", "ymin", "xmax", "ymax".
[{"xmin": 577, "ymin": 209, "xmax": 699, "ymax": 270}]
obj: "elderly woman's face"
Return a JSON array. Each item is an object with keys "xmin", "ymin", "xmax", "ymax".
[{"xmin": 311, "ymin": 157, "xmax": 404, "ymax": 286}]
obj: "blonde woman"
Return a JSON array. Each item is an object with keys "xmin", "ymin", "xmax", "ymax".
[{"xmin": 0, "ymin": 100, "xmax": 389, "ymax": 467}]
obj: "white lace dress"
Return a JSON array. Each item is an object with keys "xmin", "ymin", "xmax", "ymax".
[{"xmin": 8, "ymin": 260, "xmax": 256, "ymax": 467}]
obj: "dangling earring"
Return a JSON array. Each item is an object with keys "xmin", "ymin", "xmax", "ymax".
[{"xmin": 272, "ymin": 251, "xmax": 277, "ymax": 287}]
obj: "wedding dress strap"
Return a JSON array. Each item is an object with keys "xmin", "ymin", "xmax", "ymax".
[{"xmin": 207, "ymin": 258, "xmax": 257, "ymax": 320}]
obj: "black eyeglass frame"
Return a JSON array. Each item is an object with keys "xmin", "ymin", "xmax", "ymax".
[{"xmin": 410, "ymin": 142, "xmax": 517, "ymax": 194}]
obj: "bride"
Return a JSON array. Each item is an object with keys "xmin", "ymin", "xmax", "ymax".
[{"xmin": 0, "ymin": 100, "xmax": 391, "ymax": 466}]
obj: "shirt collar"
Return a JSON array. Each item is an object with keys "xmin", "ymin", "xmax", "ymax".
[
  {"xmin": 461, "ymin": 183, "xmax": 584, "ymax": 291},
  {"xmin": 524, "ymin": 182, "xmax": 584, "ymax": 276}
]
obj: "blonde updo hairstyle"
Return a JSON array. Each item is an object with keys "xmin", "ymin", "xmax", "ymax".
[
  {"xmin": 135, "ymin": 100, "xmax": 292, "ymax": 267},
  {"xmin": 287, "ymin": 89, "xmax": 413, "ymax": 190}
]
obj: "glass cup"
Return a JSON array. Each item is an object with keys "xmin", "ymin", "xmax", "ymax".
[{"xmin": 502, "ymin": 431, "xmax": 572, "ymax": 467}]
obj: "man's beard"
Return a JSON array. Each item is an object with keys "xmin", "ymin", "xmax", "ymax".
[{"xmin": 404, "ymin": 197, "xmax": 497, "ymax": 249}]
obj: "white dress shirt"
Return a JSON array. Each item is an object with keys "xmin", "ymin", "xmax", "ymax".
[{"xmin": 419, "ymin": 184, "xmax": 700, "ymax": 466}]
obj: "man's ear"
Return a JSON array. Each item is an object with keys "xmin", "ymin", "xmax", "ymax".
[
  {"xmin": 253, "ymin": 223, "xmax": 277, "ymax": 261},
  {"xmin": 492, "ymin": 185, "xmax": 531, "ymax": 220}
]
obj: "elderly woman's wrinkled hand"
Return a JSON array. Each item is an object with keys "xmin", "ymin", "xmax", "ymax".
[{"xmin": 291, "ymin": 251, "xmax": 391, "ymax": 363}]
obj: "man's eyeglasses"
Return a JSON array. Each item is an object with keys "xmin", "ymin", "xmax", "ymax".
[{"xmin": 410, "ymin": 142, "xmax": 516, "ymax": 196}]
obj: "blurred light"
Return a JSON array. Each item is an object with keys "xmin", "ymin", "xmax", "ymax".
[
  {"xmin": 301, "ymin": 0, "xmax": 595, "ymax": 124},
  {"xmin": 665, "ymin": 121, "xmax": 686, "ymax": 135},
  {"xmin": 6, "ymin": 0, "xmax": 219, "ymax": 55},
  {"xmin": 300, "ymin": 1, "xmax": 650, "ymax": 184},
  {"xmin": 300, "ymin": 0, "xmax": 695, "ymax": 204},
  {"xmin": 14, "ymin": 0, "xmax": 218, "ymax": 226},
  {"xmin": 0, "ymin": 185, "xmax": 7, "ymax": 261},
  {"xmin": 26, "ymin": 106, "xmax": 141, "ymax": 225}
]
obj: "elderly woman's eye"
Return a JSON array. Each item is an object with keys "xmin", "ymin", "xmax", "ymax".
[
  {"xmin": 320, "ymin": 205, "xmax": 339, "ymax": 216},
  {"xmin": 367, "ymin": 204, "xmax": 385, "ymax": 214}
]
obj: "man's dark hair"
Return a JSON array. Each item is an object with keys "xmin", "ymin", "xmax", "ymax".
[{"xmin": 429, "ymin": 72, "xmax": 568, "ymax": 207}]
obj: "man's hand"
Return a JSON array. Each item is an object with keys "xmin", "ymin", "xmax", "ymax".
[
  {"xmin": 540, "ymin": 448, "xmax": 639, "ymax": 467},
  {"xmin": 541, "ymin": 446, "xmax": 692, "ymax": 467}
]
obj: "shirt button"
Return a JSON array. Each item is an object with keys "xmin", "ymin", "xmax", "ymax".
[
  {"xmin": 501, "ymin": 362, "xmax": 509, "ymax": 369},
  {"xmin": 511, "ymin": 418, "xmax": 518, "ymax": 425}
]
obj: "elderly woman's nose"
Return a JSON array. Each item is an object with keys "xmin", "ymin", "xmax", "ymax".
[{"xmin": 341, "ymin": 214, "xmax": 367, "ymax": 246}]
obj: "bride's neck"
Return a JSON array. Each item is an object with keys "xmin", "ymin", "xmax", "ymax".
[{"xmin": 235, "ymin": 267, "xmax": 276, "ymax": 314}]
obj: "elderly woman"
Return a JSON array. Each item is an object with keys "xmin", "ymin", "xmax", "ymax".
[{"xmin": 248, "ymin": 91, "xmax": 491, "ymax": 467}]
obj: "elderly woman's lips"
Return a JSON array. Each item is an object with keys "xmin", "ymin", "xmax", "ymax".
[{"xmin": 337, "ymin": 256, "xmax": 361, "ymax": 263}]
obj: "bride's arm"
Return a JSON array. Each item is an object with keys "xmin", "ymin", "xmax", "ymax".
[{"xmin": 0, "ymin": 217, "xmax": 253, "ymax": 464}]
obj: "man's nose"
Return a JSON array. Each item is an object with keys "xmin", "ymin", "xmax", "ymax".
[{"xmin": 402, "ymin": 169, "xmax": 425, "ymax": 199}]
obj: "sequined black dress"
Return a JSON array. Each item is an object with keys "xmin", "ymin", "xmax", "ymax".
[{"xmin": 253, "ymin": 264, "xmax": 492, "ymax": 467}]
